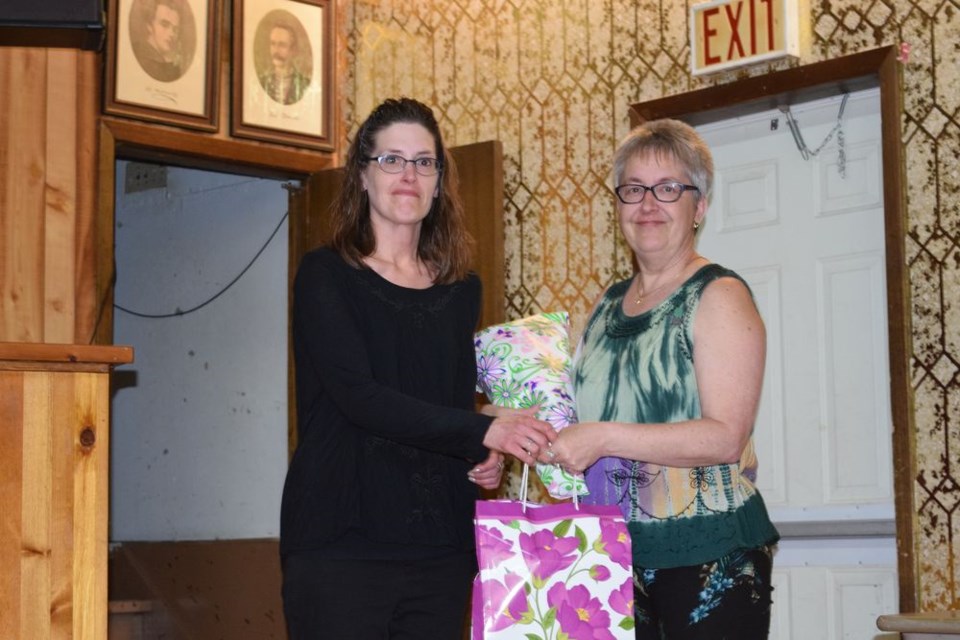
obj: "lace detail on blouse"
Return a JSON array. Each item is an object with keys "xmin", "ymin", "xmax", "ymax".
[{"xmin": 346, "ymin": 265, "xmax": 465, "ymax": 328}]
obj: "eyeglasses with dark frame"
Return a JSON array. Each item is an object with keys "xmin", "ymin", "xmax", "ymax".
[
  {"xmin": 365, "ymin": 154, "xmax": 442, "ymax": 176},
  {"xmin": 614, "ymin": 182, "xmax": 700, "ymax": 204}
]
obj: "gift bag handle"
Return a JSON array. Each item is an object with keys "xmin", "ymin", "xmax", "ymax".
[{"xmin": 519, "ymin": 463, "xmax": 581, "ymax": 512}]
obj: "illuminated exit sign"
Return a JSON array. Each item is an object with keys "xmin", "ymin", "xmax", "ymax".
[{"xmin": 690, "ymin": 0, "xmax": 801, "ymax": 75}]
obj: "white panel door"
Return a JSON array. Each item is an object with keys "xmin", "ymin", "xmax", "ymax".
[{"xmin": 695, "ymin": 88, "xmax": 898, "ymax": 639}]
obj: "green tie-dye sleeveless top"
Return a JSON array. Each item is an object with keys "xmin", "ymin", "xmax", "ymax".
[{"xmin": 574, "ymin": 263, "xmax": 779, "ymax": 568}]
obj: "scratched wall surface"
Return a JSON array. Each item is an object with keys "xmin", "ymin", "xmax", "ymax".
[{"xmin": 333, "ymin": 0, "xmax": 960, "ymax": 609}]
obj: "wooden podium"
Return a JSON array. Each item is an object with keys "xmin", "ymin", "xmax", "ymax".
[{"xmin": 0, "ymin": 342, "xmax": 133, "ymax": 640}]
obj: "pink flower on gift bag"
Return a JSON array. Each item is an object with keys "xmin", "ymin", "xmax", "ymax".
[
  {"xmin": 589, "ymin": 564, "xmax": 611, "ymax": 581},
  {"xmin": 594, "ymin": 519, "xmax": 632, "ymax": 570},
  {"xmin": 519, "ymin": 529, "xmax": 580, "ymax": 588},
  {"xmin": 547, "ymin": 583, "xmax": 617, "ymax": 640},
  {"xmin": 480, "ymin": 572, "xmax": 530, "ymax": 632},
  {"xmin": 609, "ymin": 577, "xmax": 634, "ymax": 617},
  {"xmin": 609, "ymin": 577, "xmax": 636, "ymax": 632},
  {"xmin": 473, "ymin": 503, "xmax": 634, "ymax": 639},
  {"xmin": 476, "ymin": 525, "xmax": 514, "ymax": 570}
]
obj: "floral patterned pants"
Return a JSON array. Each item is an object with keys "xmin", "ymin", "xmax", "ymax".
[{"xmin": 633, "ymin": 545, "xmax": 775, "ymax": 639}]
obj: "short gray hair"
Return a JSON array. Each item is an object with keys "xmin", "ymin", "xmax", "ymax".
[{"xmin": 611, "ymin": 118, "xmax": 714, "ymax": 203}]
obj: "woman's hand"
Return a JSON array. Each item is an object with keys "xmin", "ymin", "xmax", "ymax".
[
  {"xmin": 536, "ymin": 422, "xmax": 607, "ymax": 474},
  {"xmin": 482, "ymin": 413, "xmax": 557, "ymax": 467},
  {"xmin": 468, "ymin": 451, "xmax": 505, "ymax": 489}
]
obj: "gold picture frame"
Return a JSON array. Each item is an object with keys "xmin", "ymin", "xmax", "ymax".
[
  {"xmin": 105, "ymin": 0, "xmax": 221, "ymax": 131},
  {"xmin": 231, "ymin": 0, "xmax": 333, "ymax": 151}
]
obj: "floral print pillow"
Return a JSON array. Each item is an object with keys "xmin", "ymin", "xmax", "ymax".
[{"xmin": 475, "ymin": 312, "xmax": 588, "ymax": 499}]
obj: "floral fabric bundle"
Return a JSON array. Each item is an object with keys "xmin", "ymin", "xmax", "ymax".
[
  {"xmin": 474, "ymin": 312, "xmax": 587, "ymax": 499},
  {"xmin": 471, "ymin": 500, "xmax": 634, "ymax": 639}
]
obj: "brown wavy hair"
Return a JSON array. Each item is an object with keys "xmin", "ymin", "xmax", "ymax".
[{"xmin": 329, "ymin": 97, "xmax": 473, "ymax": 284}]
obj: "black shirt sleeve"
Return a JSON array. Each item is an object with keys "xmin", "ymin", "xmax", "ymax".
[{"xmin": 292, "ymin": 248, "xmax": 492, "ymax": 461}]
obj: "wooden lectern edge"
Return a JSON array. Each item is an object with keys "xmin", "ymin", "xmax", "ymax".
[{"xmin": 0, "ymin": 342, "xmax": 134, "ymax": 370}]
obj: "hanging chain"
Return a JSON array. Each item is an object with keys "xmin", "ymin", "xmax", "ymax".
[{"xmin": 781, "ymin": 93, "xmax": 849, "ymax": 179}]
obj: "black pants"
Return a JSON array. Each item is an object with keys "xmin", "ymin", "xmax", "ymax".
[
  {"xmin": 634, "ymin": 545, "xmax": 775, "ymax": 639},
  {"xmin": 282, "ymin": 551, "xmax": 476, "ymax": 639}
]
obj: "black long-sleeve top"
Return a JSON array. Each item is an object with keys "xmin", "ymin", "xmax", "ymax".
[{"xmin": 279, "ymin": 247, "xmax": 495, "ymax": 559}]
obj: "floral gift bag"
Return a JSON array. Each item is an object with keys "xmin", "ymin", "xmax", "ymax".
[
  {"xmin": 471, "ymin": 492, "xmax": 635, "ymax": 640},
  {"xmin": 474, "ymin": 312, "xmax": 587, "ymax": 499}
]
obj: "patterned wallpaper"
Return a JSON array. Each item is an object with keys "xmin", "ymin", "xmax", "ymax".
[{"xmin": 334, "ymin": 0, "xmax": 959, "ymax": 610}]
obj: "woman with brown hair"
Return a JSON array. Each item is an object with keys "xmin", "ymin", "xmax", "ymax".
[{"xmin": 280, "ymin": 97, "xmax": 555, "ymax": 639}]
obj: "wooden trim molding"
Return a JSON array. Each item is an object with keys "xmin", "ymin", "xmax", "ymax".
[
  {"xmin": 630, "ymin": 47, "xmax": 895, "ymax": 127},
  {"xmin": 0, "ymin": 342, "xmax": 133, "ymax": 372},
  {"xmin": 101, "ymin": 117, "xmax": 334, "ymax": 179},
  {"xmin": 94, "ymin": 114, "xmax": 338, "ymax": 342},
  {"xmin": 0, "ymin": 341, "xmax": 133, "ymax": 362}
]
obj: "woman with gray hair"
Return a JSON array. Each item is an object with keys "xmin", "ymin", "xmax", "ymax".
[{"xmin": 541, "ymin": 119, "xmax": 779, "ymax": 638}]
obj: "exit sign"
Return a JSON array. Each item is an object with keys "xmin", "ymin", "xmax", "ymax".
[{"xmin": 690, "ymin": 0, "xmax": 801, "ymax": 75}]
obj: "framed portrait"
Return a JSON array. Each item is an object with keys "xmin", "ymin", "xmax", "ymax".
[
  {"xmin": 105, "ymin": 0, "xmax": 221, "ymax": 131},
  {"xmin": 231, "ymin": 0, "xmax": 333, "ymax": 151}
]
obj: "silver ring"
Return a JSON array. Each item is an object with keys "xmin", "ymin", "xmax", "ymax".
[
  {"xmin": 546, "ymin": 449, "xmax": 556, "ymax": 460},
  {"xmin": 496, "ymin": 461, "xmax": 503, "ymax": 471}
]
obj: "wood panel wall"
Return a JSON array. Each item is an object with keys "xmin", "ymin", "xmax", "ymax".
[
  {"xmin": 0, "ymin": 47, "xmax": 100, "ymax": 344},
  {"xmin": 0, "ymin": 343, "xmax": 133, "ymax": 640}
]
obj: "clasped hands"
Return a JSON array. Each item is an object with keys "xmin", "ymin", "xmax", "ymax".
[{"xmin": 473, "ymin": 403, "xmax": 597, "ymax": 487}]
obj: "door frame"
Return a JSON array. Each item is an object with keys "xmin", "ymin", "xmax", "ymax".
[
  {"xmin": 93, "ymin": 116, "xmax": 333, "ymax": 345},
  {"xmin": 95, "ymin": 116, "xmax": 337, "ymax": 509},
  {"xmin": 95, "ymin": 118, "xmax": 507, "ymax": 466},
  {"xmin": 629, "ymin": 45, "xmax": 915, "ymax": 611}
]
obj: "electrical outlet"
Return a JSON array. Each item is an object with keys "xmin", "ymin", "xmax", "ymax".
[{"xmin": 124, "ymin": 162, "xmax": 168, "ymax": 193}]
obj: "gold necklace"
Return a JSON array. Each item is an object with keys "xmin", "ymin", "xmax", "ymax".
[
  {"xmin": 634, "ymin": 256, "xmax": 701, "ymax": 306},
  {"xmin": 634, "ymin": 277, "xmax": 676, "ymax": 306}
]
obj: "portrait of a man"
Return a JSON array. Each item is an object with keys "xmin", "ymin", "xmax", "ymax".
[
  {"xmin": 130, "ymin": 0, "xmax": 195, "ymax": 83},
  {"xmin": 255, "ymin": 14, "xmax": 312, "ymax": 106},
  {"xmin": 233, "ymin": 0, "xmax": 330, "ymax": 147}
]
